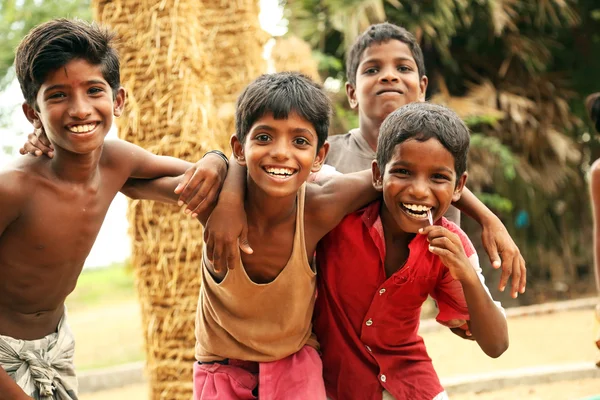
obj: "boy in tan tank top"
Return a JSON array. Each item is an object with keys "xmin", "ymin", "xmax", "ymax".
[{"xmin": 188, "ymin": 72, "xmax": 381, "ymax": 400}]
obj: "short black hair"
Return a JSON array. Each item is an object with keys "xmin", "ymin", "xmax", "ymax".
[
  {"xmin": 377, "ymin": 102, "xmax": 470, "ymax": 180},
  {"xmin": 586, "ymin": 93, "xmax": 600, "ymax": 133},
  {"xmin": 346, "ymin": 23, "xmax": 426, "ymax": 87},
  {"xmin": 235, "ymin": 72, "xmax": 331, "ymax": 150},
  {"xmin": 15, "ymin": 18, "xmax": 120, "ymax": 109}
]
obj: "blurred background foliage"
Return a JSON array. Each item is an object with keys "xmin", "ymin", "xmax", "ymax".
[
  {"xmin": 1, "ymin": 0, "xmax": 600, "ymax": 304},
  {"xmin": 283, "ymin": 0, "xmax": 600, "ymax": 304}
]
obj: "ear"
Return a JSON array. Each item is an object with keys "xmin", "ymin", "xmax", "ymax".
[
  {"xmin": 22, "ymin": 102, "xmax": 43, "ymax": 129},
  {"xmin": 418, "ymin": 75, "xmax": 429, "ymax": 102},
  {"xmin": 346, "ymin": 82, "xmax": 358, "ymax": 110},
  {"xmin": 113, "ymin": 87, "xmax": 126, "ymax": 117},
  {"xmin": 452, "ymin": 172, "xmax": 468, "ymax": 202},
  {"xmin": 230, "ymin": 134, "xmax": 246, "ymax": 166},
  {"xmin": 311, "ymin": 141, "xmax": 329, "ymax": 173},
  {"xmin": 371, "ymin": 160, "xmax": 384, "ymax": 192}
]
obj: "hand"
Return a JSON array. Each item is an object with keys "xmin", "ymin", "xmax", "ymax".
[
  {"xmin": 481, "ymin": 216, "xmax": 526, "ymax": 298},
  {"xmin": 19, "ymin": 127, "xmax": 54, "ymax": 158},
  {"xmin": 174, "ymin": 153, "xmax": 228, "ymax": 217},
  {"xmin": 420, "ymin": 225, "xmax": 475, "ymax": 283},
  {"xmin": 203, "ymin": 200, "xmax": 252, "ymax": 272},
  {"xmin": 450, "ymin": 324, "xmax": 475, "ymax": 341}
]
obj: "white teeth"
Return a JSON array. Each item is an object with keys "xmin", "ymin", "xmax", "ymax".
[
  {"xmin": 265, "ymin": 167, "xmax": 295, "ymax": 176},
  {"xmin": 402, "ymin": 203, "xmax": 431, "ymax": 212},
  {"xmin": 68, "ymin": 123, "xmax": 96, "ymax": 133}
]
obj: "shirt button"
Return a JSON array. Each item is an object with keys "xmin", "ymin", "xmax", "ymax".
[
  {"xmin": 366, "ymin": 345, "xmax": 372, "ymax": 352},
  {"xmin": 366, "ymin": 319, "xmax": 373, "ymax": 326},
  {"xmin": 379, "ymin": 288, "xmax": 386, "ymax": 295},
  {"xmin": 380, "ymin": 374, "xmax": 387, "ymax": 382}
]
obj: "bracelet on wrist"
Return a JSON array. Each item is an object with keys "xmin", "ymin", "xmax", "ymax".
[{"xmin": 203, "ymin": 149, "xmax": 229, "ymax": 168}]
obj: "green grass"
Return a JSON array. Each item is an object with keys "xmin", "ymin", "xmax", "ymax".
[{"xmin": 66, "ymin": 261, "xmax": 137, "ymax": 311}]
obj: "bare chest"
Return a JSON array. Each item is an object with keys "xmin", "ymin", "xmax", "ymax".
[{"xmin": 0, "ymin": 182, "xmax": 118, "ymax": 266}]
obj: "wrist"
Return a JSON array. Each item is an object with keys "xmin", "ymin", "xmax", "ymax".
[{"xmin": 203, "ymin": 150, "xmax": 229, "ymax": 169}]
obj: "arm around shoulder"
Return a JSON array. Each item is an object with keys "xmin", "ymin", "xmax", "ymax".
[{"xmin": 307, "ymin": 169, "xmax": 379, "ymax": 234}]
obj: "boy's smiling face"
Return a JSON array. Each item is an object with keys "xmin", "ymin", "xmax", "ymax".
[
  {"xmin": 372, "ymin": 138, "xmax": 466, "ymax": 234},
  {"xmin": 23, "ymin": 58, "xmax": 124, "ymax": 155},
  {"xmin": 232, "ymin": 111, "xmax": 326, "ymax": 198},
  {"xmin": 347, "ymin": 40, "xmax": 427, "ymax": 128}
]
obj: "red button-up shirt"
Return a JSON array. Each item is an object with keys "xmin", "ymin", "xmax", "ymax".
[{"xmin": 314, "ymin": 201, "xmax": 476, "ymax": 400}]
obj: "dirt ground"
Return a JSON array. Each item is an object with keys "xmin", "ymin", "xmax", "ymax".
[{"xmin": 79, "ymin": 308, "xmax": 600, "ymax": 400}]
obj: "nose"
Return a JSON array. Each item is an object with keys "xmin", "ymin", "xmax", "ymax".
[
  {"xmin": 271, "ymin": 138, "xmax": 290, "ymax": 161},
  {"xmin": 379, "ymin": 66, "xmax": 399, "ymax": 83},
  {"xmin": 68, "ymin": 93, "xmax": 92, "ymax": 120},
  {"xmin": 408, "ymin": 177, "xmax": 430, "ymax": 199}
]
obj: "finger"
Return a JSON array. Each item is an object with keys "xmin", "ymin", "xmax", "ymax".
[
  {"xmin": 239, "ymin": 223, "xmax": 253, "ymax": 255},
  {"xmin": 37, "ymin": 131, "xmax": 52, "ymax": 148},
  {"xmin": 484, "ymin": 239, "xmax": 502, "ymax": 270},
  {"xmin": 498, "ymin": 252, "xmax": 513, "ymax": 293},
  {"xmin": 205, "ymin": 230, "xmax": 215, "ymax": 264},
  {"xmin": 29, "ymin": 134, "xmax": 53, "ymax": 155},
  {"xmin": 22, "ymin": 142, "xmax": 40, "ymax": 157},
  {"xmin": 175, "ymin": 167, "xmax": 196, "ymax": 197},
  {"xmin": 508, "ymin": 255, "xmax": 521, "ymax": 298},
  {"xmin": 428, "ymin": 245, "xmax": 453, "ymax": 259},
  {"xmin": 519, "ymin": 255, "xmax": 527, "ymax": 293},
  {"xmin": 188, "ymin": 183, "xmax": 213, "ymax": 216},
  {"xmin": 225, "ymin": 237, "xmax": 237, "ymax": 270}
]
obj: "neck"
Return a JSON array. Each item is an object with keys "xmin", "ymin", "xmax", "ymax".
[
  {"xmin": 358, "ymin": 114, "xmax": 383, "ymax": 152},
  {"xmin": 245, "ymin": 178, "xmax": 298, "ymax": 227},
  {"xmin": 49, "ymin": 146, "xmax": 103, "ymax": 184},
  {"xmin": 379, "ymin": 202, "xmax": 414, "ymax": 244}
]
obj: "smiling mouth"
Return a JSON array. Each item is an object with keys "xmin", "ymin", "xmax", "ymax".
[
  {"xmin": 377, "ymin": 90, "xmax": 403, "ymax": 96},
  {"xmin": 66, "ymin": 122, "xmax": 98, "ymax": 134},
  {"xmin": 263, "ymin": 166, "xmax": 297, "ymax": 178},
  {"xmin": 401, "ymin": 202, "xmax": 432, "ymax": 219}
]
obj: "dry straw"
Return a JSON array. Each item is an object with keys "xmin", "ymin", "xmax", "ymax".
[
  {"xmin": 203, "ymin": 0, "xmax": 269, "ymax": 146},
  {"xmin": 271, "ymin": 35, "xmax": 321, "ymax": 83},
  {"xmin": 91, "ymin": 0, "xmax": 266, "ymax": 398}
]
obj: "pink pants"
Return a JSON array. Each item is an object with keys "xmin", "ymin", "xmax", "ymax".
[{"xmin": 193, "ymin": 345, "xmax": 326, "ymax": 400}]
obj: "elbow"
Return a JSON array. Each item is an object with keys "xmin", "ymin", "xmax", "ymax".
[{"xmin": 485, "ymin": 336, "xmax": 509, "ymax": 359}]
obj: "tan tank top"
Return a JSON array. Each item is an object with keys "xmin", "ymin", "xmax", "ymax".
[{"xmin": 195, "ymin": 184, "xmax": 318, "ymax": 362}]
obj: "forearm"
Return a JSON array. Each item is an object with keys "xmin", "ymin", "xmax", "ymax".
[
  {"xmin": 453, "ymin": 186, "xmax": 496, "ymax": 225},
  {"xmin": 0, "ymin": 368, "xmax": 30, "ymax": 400},
  {"xmin": 460, "ymin": 273, "xmax": 508, "ymax": 358},
  {"xmin": 121, "ymin": 176, "xmax": 180, "ymax": 203},
  {"xmin": 591, "ymin": 167, "xmax": 600, "ymax": 294}
]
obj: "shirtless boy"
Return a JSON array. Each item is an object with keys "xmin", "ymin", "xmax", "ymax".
[{"xmin": 0, "ymin": 19, "xmax": 224, "ymax": 399}]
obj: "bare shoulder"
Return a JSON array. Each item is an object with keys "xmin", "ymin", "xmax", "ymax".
[
  {"xmin": 101, "ymin": 139, "xmax": 141, "ymax": 163},
  {"xmin": 0, "ymin": 160, "xmax": 40, "ymax": 221},
  {"xmin": 303, "ymin": 182, "xmax": 330, "ymax": 220}
]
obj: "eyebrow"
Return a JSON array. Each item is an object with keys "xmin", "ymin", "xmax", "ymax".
[
  {"xmin": 389, "ymin": 160, "xmax": 454, "ymax": 174},
  {"xmin": 44, "ymin": 80, "xmax": 108, "ymax": 94},
  {"xmin": 360, "ymin": 56, "xmax": 416, "ymax": 66},
  {"xmin": 251, "ymin": 125, "xmax": 316, "ymax": 138}
]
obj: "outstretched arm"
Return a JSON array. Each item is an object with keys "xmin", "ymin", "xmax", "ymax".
[
  {"xmin": 454, "ymin": 186, "xmax": 526, "ymax": 298},
  {"xmin": 120, "ymin": 151, "xmax": 228, "ymax": 217}
]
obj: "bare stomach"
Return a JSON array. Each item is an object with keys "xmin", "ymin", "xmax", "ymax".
[{"xmin": 0, "ymin": 304, "xmax": 65, "ymax": 340}]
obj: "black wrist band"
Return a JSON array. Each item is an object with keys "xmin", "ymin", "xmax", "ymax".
[{"xmin": 203, "ymin": 150, "xmax": 229, "ymax": 168}]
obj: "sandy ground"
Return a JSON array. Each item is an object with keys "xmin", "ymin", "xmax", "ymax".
[{"xmin": 78, "ymin": 307, "xmax": 600, "ymax": 400}]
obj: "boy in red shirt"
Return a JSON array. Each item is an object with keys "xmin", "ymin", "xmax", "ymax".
[{"xmin": 314, "ymin": 102, "xmax": 508, "ymax": 400}]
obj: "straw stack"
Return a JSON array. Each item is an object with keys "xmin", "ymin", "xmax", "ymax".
[
  {"xmin": 91, "ymin": 1, "xmax": 222, "ymax": 398},
  {"xmin": 271, "ymin": 35, "xmax": 321, "ymax": 83},
  {"xmin": 202, "ymin": 0, "xmax": 269, "ymax": 144}
]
